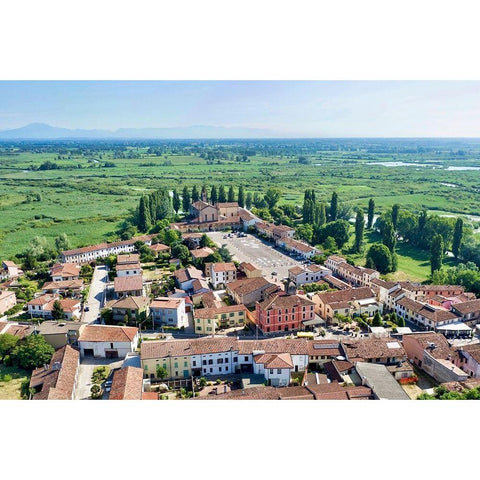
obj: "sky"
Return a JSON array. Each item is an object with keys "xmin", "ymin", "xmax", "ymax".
[{"xmin": 1, "ymin": 80, "xmax": 480, "ymax": 137}]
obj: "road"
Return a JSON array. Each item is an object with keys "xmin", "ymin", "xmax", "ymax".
[
  {"xmin": 82, "ymin": 265, "xmax": 109, "ymax": 324},
  {"xmin": 207, "ymin": 232, "xmax": 304, "ymax": 285}
]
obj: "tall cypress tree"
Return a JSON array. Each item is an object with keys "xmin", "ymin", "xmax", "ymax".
[
  {"xmin": 228, "ymin": 185, "xmax": 235, "ymax": 202},
  {"xmin": 416, "ymin": 210, "xmax": 428, "ymax": 247},
  {"xmin": 354, "ymin": 209, "xmax": 364, "ymax": 253},
  {"xmin": 218, "ymin": 185, "xmax": 227, "ymax": 203},
  {"xmin": 330, "ymin": 191, "xmax": 338, "ymax": 222},
  {"xmin": 172, "ymin": 189, "xmax": 181, "ymax": 213},
  {"xmin": 201, "ymin": 184, "xmax": 208, "ymax": 202},
  {"xmin": 246, "ymin": 192, "xmax": 253, "ymax": 210},
  {"xmin": 182, "ymin": 186, "xmax": 191, "ymax": 213},
  {"xmin": 191, "ymin": 185, "xmax": 200, "ymax": 203},
  {"xmin": 430, "ymin": 234, "xmax": 444, "ymax": 275},
  {"xmin": 391, "ymin": 204, "xmax": 400, "ymax": 230},
  {"xmin": 367, "ymin": 198, "xmax": 375, "ymax": 229},
  {"xmin": 138, "ymin": 196, "xmax": 152, "ymax": 232},
  {"xmin": 318, "ymin": 202, "xmax": 326, "ymax": 227},
  {"xmin": 237, "ymin": 185, "xmax": 245, "ymax": 208},
  {"xmin": 452, "ymin": 217, "xmax": 463, "ymax": 259},
  {"xmin": 210, "ymin": 185, "xmax": 218, "ymax": 205},
  {"xmin": 382, "ymin": 220, "xmax": 396, "ymax": 252}
]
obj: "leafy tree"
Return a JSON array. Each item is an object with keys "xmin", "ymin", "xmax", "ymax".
[
  {"xmin": 323, "ymin": 236, "xmax": 338, "ymax": 252},
  {"xmin": 237, "ymin": 185, "xmax": 245, "ymax": 208},
  {"xmin": 228, "ymin": 185, "xmax": 235, "ymax": 202},
  {"xmin": 264, "ymin": 187, "xmax": 282, "ymax": 210},
  {"xmin": 245, "ymin": 192, "xmax": 253, "ymax": 210},
  {"xmin": 391, "ymin": 204, "xmax": 400, "ymax": 230},
  {"xmin": 314, "ymin": 220, "xmax": 350, "ymax": 248},
  {"xmin": 382, "ymin": 220, "xmax": 396, "ymax": 252},
  {"xmin": 51, "ymin": 300, "xmax": 64, "ymax": 320},
  {"xmin": 365, "ymin": 243, "xmax": 393, "ymax": 274},
  {"xmin": 372, "ymin": 311, "xmax": 382, "ymax": 327},
  {"xmin": 172, "ymin": 189, "xmax": 181, "ymax": 213},
  {"xmin": 329, "ymin": 191, "xmax": 338, "ymax": 221},
  {"xmin": 367, "ymin": 198, "xmax": 375, "ymax": 229},
  {"xmin": 296, "ymin": 224, "xmax": 314, "ymax": 244},
  {"xmin": 191, "ymin": 185, "xmax": 200, "ymax": 203},
  {"xmin": 182, "ymin": 186, "xmax": 191, "ymax": 213},
  {"xmin": 354, "ymin": 209, "xmax": 364, "ymax": 253},
  {"xmin": 452, "ymin": 217, "xmax": 463, "ymax": 259},
  {"xmin": 218, "ymin": 245, "xmax": 232, "ymax": 262},
  {"xmin": 55, "ymin": 233, "xmax": 71, "ymax": 253},
  {"xmin": 313, "ymin": 202, "xmax": 327, "ymax": 227},
  {"xmin": 156, "ymin": 366, "xmax": 168, "ymax": 379},
  {"xmin": 210, "ymin": 185, "xmax": 218, "ymax": 205},
  {"xmin": 218, "ymin": 185, "xmax": 227, "ymax": 203},
  {"xmin": 12, "ymin": 335, "xmax": 55, "ymax": 370},
  {"xmin": 395, "ymin": 314, "xmax": 405, "ymax": 328},
  {"xmin": 430, "ymin": 234, "xmax": 444, "ymax": 275},
  {"xmin": 0, "ymin": 333, "xmax": 19, "ymax": 359},
  {"xmin": 164, "ymin": 229, "xmax": 181, "ymax": 246},
  {"xmin": 172, "ymin": 244, "xmax": 191, "ymax": 264}
]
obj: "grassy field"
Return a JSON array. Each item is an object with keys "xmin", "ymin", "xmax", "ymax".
[
  {"xmin": 1, "ymin": 140, "xmax": 479, "ymax": 280},
  {"xmin": 0, "ymin": 364, "xmax": 29, "ymax": 400}
]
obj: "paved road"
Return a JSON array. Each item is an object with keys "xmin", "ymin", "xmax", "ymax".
[
  {"xmin": 82, "ymin": 265, "xmax": 109, "ymax": 324},
  {"xmin": 207, "ymin": 232, "xmax": 304, "ymax": 285},
  {"xmin": 75, "ymin": 357, "xmax": 124, "ymax": 400}
]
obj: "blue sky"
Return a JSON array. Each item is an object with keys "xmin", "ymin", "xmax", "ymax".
[{"xmin": 1, "ymin": 81, "xmax": 480, "ymax": 137}]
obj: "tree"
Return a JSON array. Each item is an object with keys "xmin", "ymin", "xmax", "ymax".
[
  {"xmin": 354, "ymin": 209, "xmax": 364, "ymax": 253},
  {"xmin": 391, "ymin": 204, "xmax": 400, "ymax": 230},
  {"xmin": 172, "ymin": 189, "xmax": 181, "ymax": 213},
  {"xmin": 182, "ymin": 186, "xmax": 191, "ymax": 213},
  {"xmin": 228, "ymin": 185, "xmax": 235, "ymax": 202},
  {"xmin": 452, "ymin": 217, "xmax": 463, "ymax": 259},
  {"xmin": 12, "ymin": 335, "xmax": 55, "ymax": 370},
  {"xmin": 210, "ymin": 185, "xmax": 218, "ymax": 205},
  {"xmin": 264, "ymin": 188, "xmax": 282, "ymax": 210},
  {"xmin": 55, "ymin": 233, "xmax": 71, "ymax": 253},
  {"xmin": 323, "ymin": 236, "xmax": 338, "ymax": 252},
  {"xmin": 172, "ymin": 244, "xmax": 191, "ymax": 264},
  {"xmin": 329, "ymin": 191, "xmax": 338, "ymax": 221},
  {"xmin": 245, "ymin": 192, "xmax": 252, "ymax": 210},
  {"xmin": 218, "ymin": 245, "xmax": 232, "ymax": 262},
  {"xmin": 313, "ymin": 202, "xmax": 326, "ymax": 227},
  {"xmin": 237, "ymin": 185, "xmax": 245, "ymax": 208},
  {"xmin": 395, "ymin": 314, "xmax": 405, "ymax": 328},
  {"xmin": 430, "ymin": 234, "xmax": 444, "ymax": 275},
  {"xmin": 51, "ymin": 300, "xmax": 64, "ymax": 320},
  {"xmin": 314, "ymin": 220, "xmax": 350, "ymax": 248},
  {"xmin": 138, "ymin": 196, "xmax": 152, "ymax": 232},
  {"xmin": 156, "ymin": 365, "xmax": 168, "ymax": 379},
  {"xmin": 372, "ymin": 311, "xmax": 382, "ymax": 327},
  {"xmin": 191, "ymin": 185, "xmax": 200, "ymax": 203},
  {"xmin": 0, "ymin": 333, "xmax": 19, "ymax": 359},
  {"xmin": 367, "ymin": 198, "xmax": 375, "ymax": 229},
  {"xmin": 164, "ymin": 229, "xmax": 181, "ymax": 246},
  {"xmin": 382, "ymin": 220, "xmax": 396, "ymax": 252},
  {"xmin": 365, "ymin": 243, "xmax": 393, "ymax": 274},
  {"xmin": 218, "ymin": 185, "xmax": 227, "ymax": 203},
  {"xmin": 416, "ymin": 210, "xmax": 428, "ymax": 247}
]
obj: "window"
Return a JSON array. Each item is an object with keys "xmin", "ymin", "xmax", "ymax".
[
  {"xmin": 174, "ymin": 362, "xmax": 178, "ymax": 368},
  {"xmin": 217, "ymin": 358, "xmax": 224, "ymax": 364},
  {"xmin": 233, "ymin": 357, "xmax": 238, "ymax": 362},
  {"xmin": 202, "ymin": 360, "xmax": 207, "ymax": 366},
  {"xmin": 196, "ymin": 326, "xmax": 202, "ymax": 331},
  {"xmin": 208, "ymin": 359, "xmax": 213, "ymax": 365},
  {"xmin": 270, "ymin": 369, "xmax": 273, "ymax": 374},
  {"xmin": 144, "ymin": 365, "xmax": 148, "ymax": 370},
  {"xmin": 244, "ymin": 356, "xmax": 248, "ymax": 361},
  {"xmin": 277, "ymin": 369, "xmax": 282, "ymax": 374},
  {"xmin": 219, "ymin": 367, "xmax": 222, "ymax": 372},
  {"xmin": 192, "ymin": 361, "xmax": 196, "ymax": 367}
]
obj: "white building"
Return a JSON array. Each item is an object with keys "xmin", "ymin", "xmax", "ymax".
[
  {"xmin": 115, "ymin": 262, "xmax": 142, "ymax": 277},
  {"xmin": 208, "ymin": 262, "xmax": 237, "ymax": 289},
  {"xmin": 150, "ymin": 297, "xmax": 189, "ymax": 329},
  {"xmin": 78, "ymin": 325, "xmax": 139, "ymax": 359},
  {"xmin": 288, "ymin": 264, "xmax": 332, "ymax": 287}
]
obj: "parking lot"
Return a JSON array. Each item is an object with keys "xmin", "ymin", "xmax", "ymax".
[{"xmin": 207, "ymin": 232, "xmax": 304, "ymax": 285}]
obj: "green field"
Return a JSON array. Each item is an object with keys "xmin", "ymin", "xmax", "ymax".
[
  {"xmin": 0, "ymin": 364, "xmax": 29, "ymax": 400},
  {"xmin": 1, "ymin": 139, "xmax": 479, "ymax": 281}
]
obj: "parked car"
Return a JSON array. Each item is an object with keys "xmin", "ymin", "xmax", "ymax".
[{"xmin": 84, "ymin": 306, "xmax": 90, "ymax": 312}]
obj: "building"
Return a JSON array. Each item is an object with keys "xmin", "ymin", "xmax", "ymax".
[
  {"xmin": 305, "ymin": 382, "xmax": 374, "ymax": 400},
  {"xmin": 31, "ymin": 321, "xmax": 85, "ymax": 349},
  {"xmin": 26, "ymin": 295, "xmax": 81, "ymax": 320},
  {"xmin": 194, "ymin": 304, "xmax": 247, "ymax": 334},
  {"xmin": 174, "ymin": 267, "xmax": 205, "ymax": 292},
  {"xmin": 355, "ymin": 362, "xmax": 410, "ymax": 400},
  {"xmin": 208, "ymin": 262, "xmax": 237, "ymax": 288},
  {"xmin": 115, "ymin": 262, "xmax": 142, "ymax": 277},
  {"xmin": 455, "ymin": 343, "xmax": 480, "ymax": 378},
  {"xmin": 50, "ymin": 263, "xmax": 81, "ymax": 282},
  {"xmin": 110, "ymin": 296, "xmax": 150, "ymax": 323},
  {"xmin": 109, "ymin": 366, "xmax": 144, "ymax": 400},
  {"xmin": 0, "ymin": 289, "xmax": 16, "ymax": 315},
  {"xmin": 253, "ymin": 353, "xmax": 294, "ymax": 386},
  {"xmin": 256, "ymin": 294, "xmax": 315, "ymax": 334},
  {"xmin": 41, "ymin": 279, "xmax": 84, "ymax": 296},
  {"xmin": 306, "ymin": 340, "xmax": 344, "ymax": 369},
  {"xmin": 451, "ymin": 299, "xmax": 480, "ymax": 327},
  {"xmin": 29, "ymin": 345, "xmax": 80, "ymax": 400},
  {"xmin": 216, "ymin": 202, "xmax": 240, "ymax": 218},
  {"xmin": 182, "ymin": 232, "xmax": 203, "ymax": 248},
  {"xmin": 149, "ymin": 243, "xmax": 171, "ymax": 256},
  {"xmin": 276, "ymin": 237, "xmax": 319, "ymax": 259},
  {"xmin": 114, "ymin": 275, "xmax": 144, "ymax": 298},
  {"xmin": 190, "ymin": 200, "xmax": 219, "ymax": 223},
  {"xmin": 78, "ymin": 325, "xmax": 139, "ymax": 358},
  {"xmin": 190, "ymin": 247, "xmax": 215, "ymax": 263},
  {"xmin": 239, "ymin": 262, "xmax": 262, "ymax": 278},
  {"xmin": 255, "ymin": 222, "xmax": 295, "ymax": 241},
  {"xmin": 342, "ymin": 337, "xmax": 406, "ymax": 365},
  {"xmin": 402, "ymin": 332, "xmax": 468, "ymax": 383},
  {"xmin": 150, "ymin": 297, "xmax": 188, "ymax": 329},
  {"xmin": 288, "ymin": 264, "xmax": 332, "ymax": 287},
  {"xmin": 226, "ymin": 277, "xmax": 278, "ymax": 307},
  {"xmin": 324, "ymin": 255, "xmax": 380, "ymax": 287},
  {"xmin": 1, "ymin": 260, "xmax": 23, "ymax": 280},
  {"xmin": 60, "ymin": 235, "xmax": 154, "ymax": 263},
  {"xmin": 117, "ymin": 254, "xmax": 140, "ymax": 265}
]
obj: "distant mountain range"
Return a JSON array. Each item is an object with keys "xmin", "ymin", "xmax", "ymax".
[{"xmin": 0, "ymin": 123, "xmax": 275, "ymax": 139}]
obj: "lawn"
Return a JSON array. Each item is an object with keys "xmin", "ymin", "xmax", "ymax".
[{"xmin": 0, "ymin": 364, "xmax": 30, "ymax": 400}]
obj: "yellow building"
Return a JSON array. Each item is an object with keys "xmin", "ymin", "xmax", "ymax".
[
  {"xmin": 141, "ymin": 340, "xmax": 192, "ymax": 380},
  {"xmin": 194, "ymin": 304, "xmax": 247, "ymax": 335}
]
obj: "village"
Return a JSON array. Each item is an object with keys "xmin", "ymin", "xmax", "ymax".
[{"xmin": 1, "ymin": 194, "xmax": 480, "ymax": 401}]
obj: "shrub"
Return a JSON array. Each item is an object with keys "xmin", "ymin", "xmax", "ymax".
[
  {"xmin": 90, "ymin": 384, "xmax": 102, "ymax": 399},
  {"xmin": 2, "ymin": 374, "xmax": 12, "ymax": 382},
  {"xmin": 215, "ymin": 379, "xmax": 222, "ymax": 384}
]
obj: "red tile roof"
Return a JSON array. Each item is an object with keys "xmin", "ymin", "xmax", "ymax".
[
  {"xmin": 79, "ymin": 325, "xmax": 138, "ymax": 343},
  {"xmin": 109, "ymin": 367, "xmax": 144, "ymax": 400},
  {"xmin": 114, "ymin": 275, "xmax": 143, "ymax": 293}
]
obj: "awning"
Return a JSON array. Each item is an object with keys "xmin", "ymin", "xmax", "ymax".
[{"xmin": 436, "ymin": 322, "xmax": 472, "ymax": 332}]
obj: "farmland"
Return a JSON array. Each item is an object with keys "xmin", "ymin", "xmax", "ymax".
[{"xmin": 0, "ymin": 138, "xmax": 479, "ymax": 281}]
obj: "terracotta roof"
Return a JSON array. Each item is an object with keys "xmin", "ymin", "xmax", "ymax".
[
  {"xmin": 190, "ymin": 247, "xmax": 214, "ymax": 259},
  {"xmin": 50, "ymin": 263, "xmax": 81, "ymax": 277},
  {"xmin": 306, "ymin": 340, "xmax": 342, "ymax": 357},
  {"xmin": 452, "ymin": 299, "xmax": 480, "ymax": 315},
  {"xmin": 313, "ymin": 287, "xmax": 375, "ymax": 305},
  {"xmin": 142, "ymin": 392, "xmax": 158, "ymax": 400},
  {"xmin": 211, "ymin": 262, "xmax": 236, "ymax": 273},
  {"xmin": 30, "ymin": 345, "xmax": 79, "ymax": 400},
  {"xmin": 117, "ymin": 254, "xmax": 140, "ymax": 264},
  {"xmin": 403, "ymin": 332, "xmax": 453, "ymax": 360},
  {"xmin": 216, "ymin": 202, "xmax": 239, "ymax": 208},
  {"xmin": 371, "ymin": 278, "xmax": 399, "ymax": 289},
  {"xmin": 196, "ymin": 386, "xmax": 314, "ymax": 400},
  {"xmin": 191, "ymin": 200, "xmax": 211, "ymax": 211},
  {"xmin": 149, "ymin": 243, "xmax": 170, "ymax": 252},
  {"xmin": 114, "ymin": 275, "xmax": 143, "ymax": 293},
  {"xmin": 327, "ymin": 255, "xmax": 346, "ymax": 263},
  {"xmin": 62, "ymin": 236, "xmax": 154, "ymax": 257},
  {"xmin": 258, "ymin": 293, "xmax": 315, "ymax": 310},
  {"xmin": 0, "ymin": 290, "xmax": 15, "ymax": 301},
  {"xmin": 2, "ymin": 260, "xmax": 18, "ymax": 268},
  {"xmin": 254, "ymin": 353, "xmax": 294, "ymax": 369},
  {"xmin": 116, "ymin": 262, "xmax": 141, "ymax": 271},
  {"xmin": 79, "ymin": 325, "xmax": 138, "ymax": 343},
  {"xmin": 174, "ymin": 267, "xmax": 204, "ymax": 284},
  {"xmin": 109, "ymin": 367, "xmax": 144, "ymax": 400},
  {"xmin": 342, "ymin": 337, "xmax": 406, "ymax": 362},
  {"xmin": 182, "ymin": 233, "xmax": 203, "ymax": 239},
  {"xmin": 42, "ymin": 279, "xmax": 84, "ymax": 290},
  {"xmin": 150, "ymin": 297, "xmax": 184, "ymax": 310},
  {"xmin": 397, "ymin": 297, "xmax": 460, "ymax": 323},
  {"xmin": 305, "ymin": 382, "xmax": 373, "ymax": 400},
  {"xmin": 28, "ymin": 294, "xmax": 55, "ymax": 306},
  {"xmin": 227, "ymin": 277, "xmax": 273, "ymax": 296},
  {"xmin": 192, "ymin": 278, "xmax": 210, "ymax": 292},
  {"xmin": 3, "ymin": 324, "xmax": 29, "ymax": 338},
  {"xmin": 281, "ymin": 237, "xmax": 316, "ymax": 253},
  {"xmin": 289, "ymin": 266, "xmax": 304, "ymax": 276},
  {"xmin": 240, "ymin": 262, "xmax": 260, "ymax": 272},
  {"xmin": 111, "ymin": 296, "xmax": 150, "ymax": 310}
]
